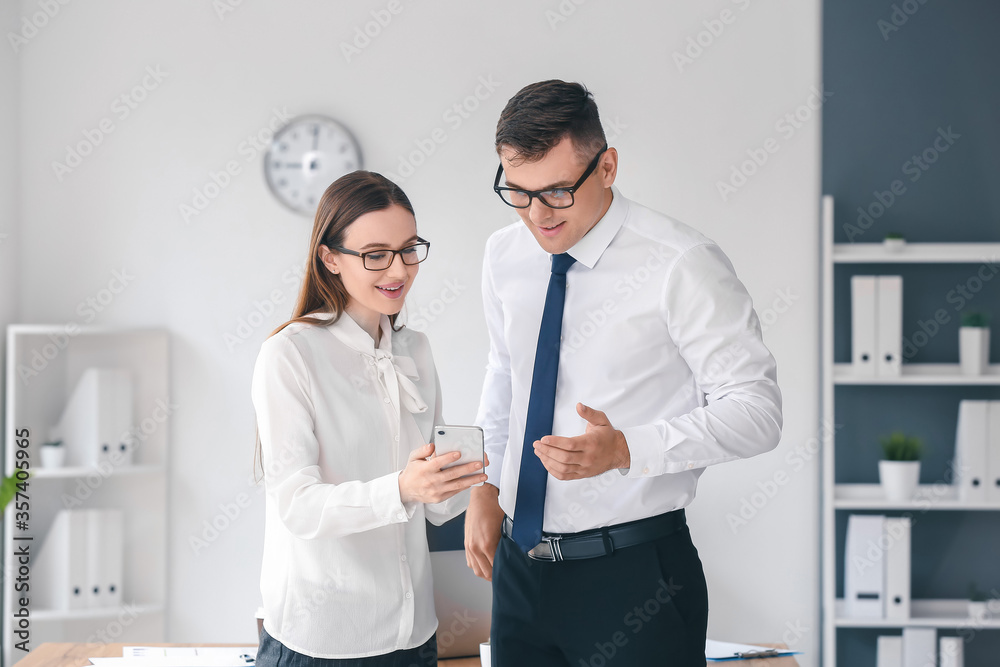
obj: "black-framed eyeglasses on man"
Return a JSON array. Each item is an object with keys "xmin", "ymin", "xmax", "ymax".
[
  {"xmin": 493, "ymin": 144, "xmax": 608, "ymax": 209},
  {"xmin": 332, "ymin": 237, "xmax": 430, "ymax": 271}
]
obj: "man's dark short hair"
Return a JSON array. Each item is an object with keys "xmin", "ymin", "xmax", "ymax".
[{"xmin": 495, "ymin": 79, "xmax": 607, "ymax": 166}]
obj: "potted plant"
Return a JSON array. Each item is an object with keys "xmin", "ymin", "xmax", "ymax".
[
  {"xmin": 968, "ymin": 583, "xmax": 990, "ymax": 621},
  {"xmin": 0, "ymin": 471, "xmax": 24, "ymax": 514},
  {"xmin": 883, "ymin": 232, "xmax": 906, "ymax": 252},
  {"xmin": 879, "ymin": 431, "xmax": 923, "ymax": 502},
  {"xmin": 40, "ymin": 440, "xmax": 66, "ymax": 468},
  {"xmin": 959, "ymin": 311, "xmax": 991, "ymax": 375}
]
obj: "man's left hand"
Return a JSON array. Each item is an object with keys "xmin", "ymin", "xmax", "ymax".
[{"xmin": 533, "ymin": 403, "xmax": 631, "ymax": 480}]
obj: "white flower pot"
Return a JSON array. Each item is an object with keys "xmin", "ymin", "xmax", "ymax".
[
  {"xmin": 883, "ymin": 238, "xmax": 906, "ymax": 253},
  {"xmin": 879, "ymin": 460, "xmax": 920, "ymax": 502},
  {"xmin": 39, "ymin": 445, "xmax": 67, "ymax": 468},
  {"xmin": 959, "ymin": 327, "xmax": 990, "ymax": 375},
  {"xmin": 968, "ymin": 601, "xmax": 987, "ymax": 622}
]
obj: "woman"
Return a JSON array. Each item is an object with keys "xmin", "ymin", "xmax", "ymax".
[{"xmin": 251, "ymin": 171, "xmax": 486, "ymax": 666}]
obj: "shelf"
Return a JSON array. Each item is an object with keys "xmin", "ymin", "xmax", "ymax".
[
  {"xmin": 32, "ymin": 602, "xmax": 164, "ymax": 622},
  {"xmin": 30, "ymin": 464, "xmax": 165, "ymax": 479},
  {"xmin": 820, "ymin": 198, "xmax": 1000, "ymax": 665},
  {"xmin": 833, "ymin": 243, "xmax": 1000, "ymax": 263},
  {"xmin": 3, "ymin": 326, "xmax": 169, "ymax": 665},
  {"xmin": 835, "ymin": 599, "xmax": 1000, "ymax": 628},
  {"xmin": 834, "ymin": 484, "xmax": 1000, "ymax": 511},
  {"xmin": 833, "ymin": 363, "xmax": 1000, "ymax": 385}
]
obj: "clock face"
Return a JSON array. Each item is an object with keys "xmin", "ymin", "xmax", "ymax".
[{"xmin": 264, "ymin": 115, "xmax": 363, "ymax": 215}]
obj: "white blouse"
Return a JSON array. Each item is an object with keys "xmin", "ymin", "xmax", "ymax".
[{"xmin": 251, "ymin": 310, "xmax": 468, "ymax": 659}]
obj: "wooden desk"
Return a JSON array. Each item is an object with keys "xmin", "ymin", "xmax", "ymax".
[{"xmin": 19, "ymin": 642, "xmax": 798, "ymax": 667}]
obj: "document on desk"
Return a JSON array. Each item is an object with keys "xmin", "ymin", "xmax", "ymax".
[
  {"xmin": 124, "ymin": 648, "xmax": 256, "ymax": 660},
  {"xmin": 89, "ymin": 646, "xmax": 257, "ymax": 666},
  {"xmin": 706, "ymin": 640, "xmax": 800, "ymax": 661}
]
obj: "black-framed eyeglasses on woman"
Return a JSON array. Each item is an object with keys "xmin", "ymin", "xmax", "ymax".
[
  {"xmin": 332, "ymin": 237, "xmax": 430, "ymax": 271},
  {"xmin": 493, "ymin": 144, "xmax": 608, "ymax": 209}
]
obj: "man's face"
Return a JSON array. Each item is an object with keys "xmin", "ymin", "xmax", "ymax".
[{"xmin": 498, "ymin": 136, "xmax": 616, "ymax": 255}]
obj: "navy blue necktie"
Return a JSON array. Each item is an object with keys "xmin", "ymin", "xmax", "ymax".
[{"xmin": 511, "ymin": 252, "xmax": 577, "ymax": 551}]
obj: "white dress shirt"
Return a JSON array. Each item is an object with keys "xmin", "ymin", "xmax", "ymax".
[
  {"xmin": 475, "ymin": 186, "xmax": 783, "ymax": 534},
  {"xmin": 252, "ymin": 311, "xmax": 468, "ymax": 659}
]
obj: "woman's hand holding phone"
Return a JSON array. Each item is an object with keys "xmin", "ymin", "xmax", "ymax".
[{"xmin": 398, "ymin": 443, "xmax": 488, "ymax": 504}]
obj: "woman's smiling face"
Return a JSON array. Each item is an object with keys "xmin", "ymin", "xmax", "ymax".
[{"xmin": 320, "ymin": 204, "xmax": 420, "ymax": 326}]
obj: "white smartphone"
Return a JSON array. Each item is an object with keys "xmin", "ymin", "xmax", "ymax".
[{"xmin": 432, "ymin": 424, "xmax": 485, "ymax": 486}]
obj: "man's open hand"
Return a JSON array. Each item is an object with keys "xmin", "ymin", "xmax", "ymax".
[{"xmin": 532, "ymin": 403, "xmax": 631, "ymax": 480}]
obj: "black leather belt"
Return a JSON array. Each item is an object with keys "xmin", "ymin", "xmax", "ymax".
[{"xmin": 502, "ymin": 509, "xmax": 686, "ymax": 562}]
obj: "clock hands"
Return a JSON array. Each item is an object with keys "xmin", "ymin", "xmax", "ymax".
[{"xmin": 263, "ymin": 115, "xmax": 362, "ymax": 215}]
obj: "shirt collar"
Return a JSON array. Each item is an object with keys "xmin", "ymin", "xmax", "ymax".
[
  {"xmin": 317, "ymin": 311, "xmax": 393, "ymax": 357},
  {"xmin": 313, "ymin": 310, "xmax": 426, "ymax": 414},
  {"xmin": 566, "ymin": 185, "xmax": 627, "ymax": 269}
]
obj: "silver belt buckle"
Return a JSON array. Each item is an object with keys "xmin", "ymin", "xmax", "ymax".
[{"xmin": 527, "ymin": 535, "xmax": 563, "ymax": 562}]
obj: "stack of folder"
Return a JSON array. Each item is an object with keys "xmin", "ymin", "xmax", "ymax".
[
  {"xmin": 852, "ymin": 275, "xmax": 903, "ymax": 377},
  {"xmin": 33, "ymin": 509, "xmax": 123, "ymax": 610},
  {"xmin": 845, "ymin": 515, "xmax": 911, "ymax": 619},
  {"xmin": 51, "ymin": 368, "xmax": 134, "ymax": 468},
  {"xmin": 953, "ymin": 400, "xmax": 1000, "ymax": 503},
  {"xmin": 877, "ymin": 631, "xmax": 963, "ymax": 667}
]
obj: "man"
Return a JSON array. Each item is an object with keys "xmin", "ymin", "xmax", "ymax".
[{"xmin": 464, "ymin": 80, "xmax": 783, "ymax": 665}]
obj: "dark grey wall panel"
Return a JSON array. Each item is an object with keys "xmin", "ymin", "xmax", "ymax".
[{"xmin": 823, "ymin": 0, "xmax": 1000, "ymax": 244}]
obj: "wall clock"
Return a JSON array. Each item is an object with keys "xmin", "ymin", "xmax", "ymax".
[{"xmin": 264, "ymin": 114, "xmax": 363, "ymax": 215}]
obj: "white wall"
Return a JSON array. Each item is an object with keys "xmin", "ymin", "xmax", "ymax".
[
  {"xmin": 14, "ymin": 0, "xmax": 821, "ymax": 663},
  {"xmin": 1, "ymin": 0, "xmax": 21, "ymax": 468}
]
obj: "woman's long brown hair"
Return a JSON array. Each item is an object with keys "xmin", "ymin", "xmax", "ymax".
[{"xmin": 252, "ymin": 171, "xmax": 415, "ymax": 484}]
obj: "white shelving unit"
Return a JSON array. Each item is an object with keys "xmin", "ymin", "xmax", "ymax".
[
  {"xmin": 834, "ymin": 484, "xmax": 1000, "ymax": 511},
  {"xmin": 820, "ymin": 196, "xmax": 1000, "ymax": 665},
  {"xmin": 833, "ymin": 363, "xmax": 1000, "ymax": 385},
  {"xmin": 2, "ymin": 326, "xmax": 169, "ymax": 667},
  {"xmin": 832, "ymin": 243, "xmax": 1000, "ymax": 264},
  {"xmin": 833, "ymin": 599, "xmax": 1000, "ymax": 629}
]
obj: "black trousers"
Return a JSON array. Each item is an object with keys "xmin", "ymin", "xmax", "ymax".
[
  {"xmin": 491, "ymin": 522, "xmax": 709, "ymax": 666},
  {"xmin": 257, "ymin": 625, "xmax": 436, "ymax": 667}
]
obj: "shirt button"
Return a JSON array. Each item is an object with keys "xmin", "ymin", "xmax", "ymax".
[
  {"xmin": 394, "ymin": 435, "xmax": 399, "ymax": 441},
  {"xmin": 396, "ymin": 512, "xmax": 405, "ymax": 520},
  {"xmin": 405, "ymin": 592, "xmax": 412, "ymax": 599},
  {"xmin": 384, "ymin": 397, "xmax": 390, "ymax": 403},
  {"xmin": 401, "ymin": 554, "xmax": 407, "ymax": 562},
  {"xmin": 687, "ymin": 463, "xmax": 694, "ymax": 469},
  {"xmin": 643, "ymin": 467, "xmax": 650, "ymax": 474}
]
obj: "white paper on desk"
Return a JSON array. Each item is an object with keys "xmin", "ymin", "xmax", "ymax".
[
  {"xmin": 122, "ymin": 648, "xmax": 256, "ymax": 659},
  {"xmin": 90, "ymin": 659, "xmax": 249, "ymax": 667},
  {"xmin": 91, "ymin": 659, "xmax": 244, "ymax": 667},
  {"xmin": 706, "ymin": 639, "xmax": 797, "ymax": 660},
  {"xmin": 90, "ymin": 649, "xmax": 256, "ymax": 667}
]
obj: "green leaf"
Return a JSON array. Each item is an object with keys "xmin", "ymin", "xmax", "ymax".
[
  {"xmin": 0, "ymin": 472, "xmax": 25, "ymax": 513},
  {"xmin": 879, "ymin": 431, "xmax": 924, "ymax": 461},
  {"xmin": 961, "ymin": 311, "xmax": 990, "ymax": 328}
]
